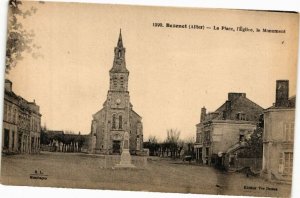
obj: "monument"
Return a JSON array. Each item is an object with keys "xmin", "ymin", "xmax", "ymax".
[{"xmin": 115, "ymin": 132, "xmax": 136, "ymax": 168}]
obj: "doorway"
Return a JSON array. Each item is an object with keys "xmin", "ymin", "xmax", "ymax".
[
  {"xmin": 112, "ymin": 140, "xmax": 121, "ymax": 154},
  {"xmin": 4, "ymin": 129, "xmax": 9, "ymax": 149}
]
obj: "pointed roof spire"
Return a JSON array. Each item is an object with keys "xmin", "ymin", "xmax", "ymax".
[
  {"xmin": 110, "ymin": 29, "xmax": 128, "ymax": 73},
  {"xmin": 117, "ymin": 29, "xmax": 123, "ymax": 48}
]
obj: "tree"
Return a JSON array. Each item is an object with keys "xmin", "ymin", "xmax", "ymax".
[
  {"xmin": 40, "ymin": 130, "xmax": 50, "ymax": 145},
  {"xmin": 245, "ymin": 128, "xmax": 263, "ymax": 158},
  {"xmin": 166, "ymin": 128, "xmax": 180, "ymax": 144},
  {"xmin": 148, "ymin": 135, "xmax": 158, "ymax": 144},
  {"xmin": 184, "ymin": 136, "xmax": 195, "ymax": 157},
  {"xmin": 165, "ymin": 129, "xmax": 181, "ymax": 159},
  {"xmin": 143, "ymin": 135, "xmax": 160, "ymax": 156},
  {"xmin": 6, "ymin": 0, "xmax": 40, "ymax": 73},
  {"xmin": 239, "ymin": 114, "xmax": 264, "ymax": 158},
  {"xmin": 177, "ymin": 139, "xmax": 184, "ymax": 158}
]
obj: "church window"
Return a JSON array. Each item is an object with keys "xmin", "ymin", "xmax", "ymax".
[
  {"xmin": 119, "ymin": 115, "xmax": 123, "ymax": 129},
  {"xmin": 113, "ymin": 76, "xmax": 117, "ymax": 87},
  {"xmin": 112, "ymin": 115, "xmax": 116, "ymax": 129},
  {"xmin": 120, "ymin": 76, "xmax": 124, "ymax": 87}
]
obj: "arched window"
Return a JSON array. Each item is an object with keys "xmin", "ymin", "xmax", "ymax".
[
  {"xmin": 120, "ymin": 76, "xmax": 124, "ymax": 87},
  {"xmin": 119, "ymin": 115, "xmax": 122, "ymax": 129},
  {"xmin": 113, "ymin": 76, "xmax": 117, "ymax": 88},
  {"xmin": 112, "ymin": 114, "xmax": 116, "ymax": 129}
]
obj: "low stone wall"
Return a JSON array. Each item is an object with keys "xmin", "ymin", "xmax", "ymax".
[
  {"xmin": 105, "ymin": 155, "xmax": 147, "ymax": 168},
  {"xmin": 226, "ymin": 157, "xmax": 262, "ymax": 171},
  {"xmin": 40, "ymin": 145, "xmax": 55, "ymax": 152},
  {"xmin": 237, "ymin": 158, "xmax": 262, "ymax": 170}
]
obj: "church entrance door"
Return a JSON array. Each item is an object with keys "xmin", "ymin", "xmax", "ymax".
[{"xmin": 112, "ymin": 141, "xmax": 121, "ymax": 154}]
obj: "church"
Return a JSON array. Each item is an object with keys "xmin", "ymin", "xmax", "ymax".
[{"xmin": 90, "ymin": 31, "xmax": 143, "ymax": 155}]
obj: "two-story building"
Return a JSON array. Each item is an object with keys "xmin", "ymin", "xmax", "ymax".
[
  {"xmin": 2, "ymin": 79, "xmax": 42, "ymax": 154},
  {"xmin": 195, "ymin": 92, "xmax": 263, "ymax": 167},
  {"xmin": 262, "ymin": 80, "xmax": 295, "ymax": 182}
]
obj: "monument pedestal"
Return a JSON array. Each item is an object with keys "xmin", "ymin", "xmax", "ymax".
[
  {"xmin": 114, "ymin": 131, "xmax": 135, "ymax": 168},
  {"xmin": 115, "ymin": 149, "xmax": 136, "ymax": 168}
]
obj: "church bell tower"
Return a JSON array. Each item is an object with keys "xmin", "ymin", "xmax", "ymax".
[
  {"xmin": 91, "ymin": 30, "xmax": 143, "ymax": 155},
  {"xmin": 109, "ymin": 30, "xmax": 129, "ymax": 92}
]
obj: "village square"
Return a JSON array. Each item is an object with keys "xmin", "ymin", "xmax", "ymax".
[
  {"xmin": 1, "ymin": 1, "xmax": 297, "ymax": 197},
  {"xmin": 1, "ymin": 31, "xmax": 295, "ymax": 197}
]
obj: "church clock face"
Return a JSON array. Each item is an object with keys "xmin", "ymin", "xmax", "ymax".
[{"xmin": 116, "ymin": 98, "xmax": 121, "ymax": 104}]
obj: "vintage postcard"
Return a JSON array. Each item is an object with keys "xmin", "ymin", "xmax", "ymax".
[{"xmin": 0, "ymin": 1, "xmax": 299, "ymax": 197}]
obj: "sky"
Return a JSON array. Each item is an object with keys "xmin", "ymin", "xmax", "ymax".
[{"xmin": 6, "ymin": 1, "xmax": 298, "ymax": 141}]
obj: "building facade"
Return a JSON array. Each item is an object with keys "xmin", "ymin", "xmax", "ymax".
[
  {"xmin": 262, "ymin": 80, "xmax": 295, "ymax": 182},
  {"xmin": 2, "ymin": 79, "xmax": 42, "ymax": 154},
  {"xmin": 195, "ymin": 92, "xmax": 263, "ymax": 167},
  {"xmin": 90, "ymin": 31, "xmax": 143, "ymax": 155}
]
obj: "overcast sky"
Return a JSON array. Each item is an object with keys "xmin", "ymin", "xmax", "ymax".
[{"xmin": 7, "ymin": 1, "xmax": 298, "ymax": 140}]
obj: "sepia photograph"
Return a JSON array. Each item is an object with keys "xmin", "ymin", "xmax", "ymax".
[{"xmin": 0, "ymin": 0, "xmax": 299, "ymax": 197}]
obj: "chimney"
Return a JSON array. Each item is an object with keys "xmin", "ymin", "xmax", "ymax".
[
  {"xmin": 5, "ymin": 79, "xmax": 12, "ymax": 92},
  {"xmin": 225, "ymin": 100, "xmax": 231, "ymax": 110},
  {"xmin": 200, "ymin": 106, "xmax": 206, "ymax": 122},
  {"xmin": 228, "ymin": 92, "xmax": 246, "ymax": 101},
  {"xmin": 223, "ymin": 100, "xmax": 232, "ymax": 120},
  {"xmin": 275, "ymin": 80, "xmax": 289, "ymax": 107}
]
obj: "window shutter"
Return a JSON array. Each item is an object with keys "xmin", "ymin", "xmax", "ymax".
[
  {"xmin": 291, "ymin": 123, "xmax": 294, "ymax": 141},
  {"xmin": 278, "ymin": 152, "xmax": 284, "ymax": 174}
]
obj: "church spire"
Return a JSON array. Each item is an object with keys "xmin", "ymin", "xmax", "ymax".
[
  {"xmin": 110, "ymin": 30, "xmax": 129, "ymax": 73},
  {"xmin": 117, "ymin": 29, "xmax": 123, "ymax": 48}
]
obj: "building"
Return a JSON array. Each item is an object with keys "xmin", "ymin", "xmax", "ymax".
[
  {"xmin": 262, "ymin": 80, "xmax": 295, "ymax": 182},
  {"xmin": 194, "ymin": 92, "xmax": 263, "ymax": 167},
  {"xmin": 2, "ymin": 79, "xmax": 42, "ymax": 154},
  {"xmin": 90, "ymin": 31, "xmax": 143, "ymax": 155}
]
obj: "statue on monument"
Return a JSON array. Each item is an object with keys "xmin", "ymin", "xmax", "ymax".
[{"xmin": 115, "ymin": 131, "xmax": 136, "ymax": 168}]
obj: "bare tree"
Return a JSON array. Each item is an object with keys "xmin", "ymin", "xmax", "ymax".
[
  {"xmin": 166, "ymin": 128, "xmax": 180, "ymax": 144},
  {"xmin": 165, "ymin": 129, "xmax": 181, "ymax": 159},
  {"xmin": 148, "ymin": 135, "xmax": 158, "ymax": 143},
  {"xmin": 185, "ymin": 136, "xmax": 195, "ymax": 144},
  {"xmin": 184, "ymin": 136, "xmax": 195, "ymax": 158}
]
